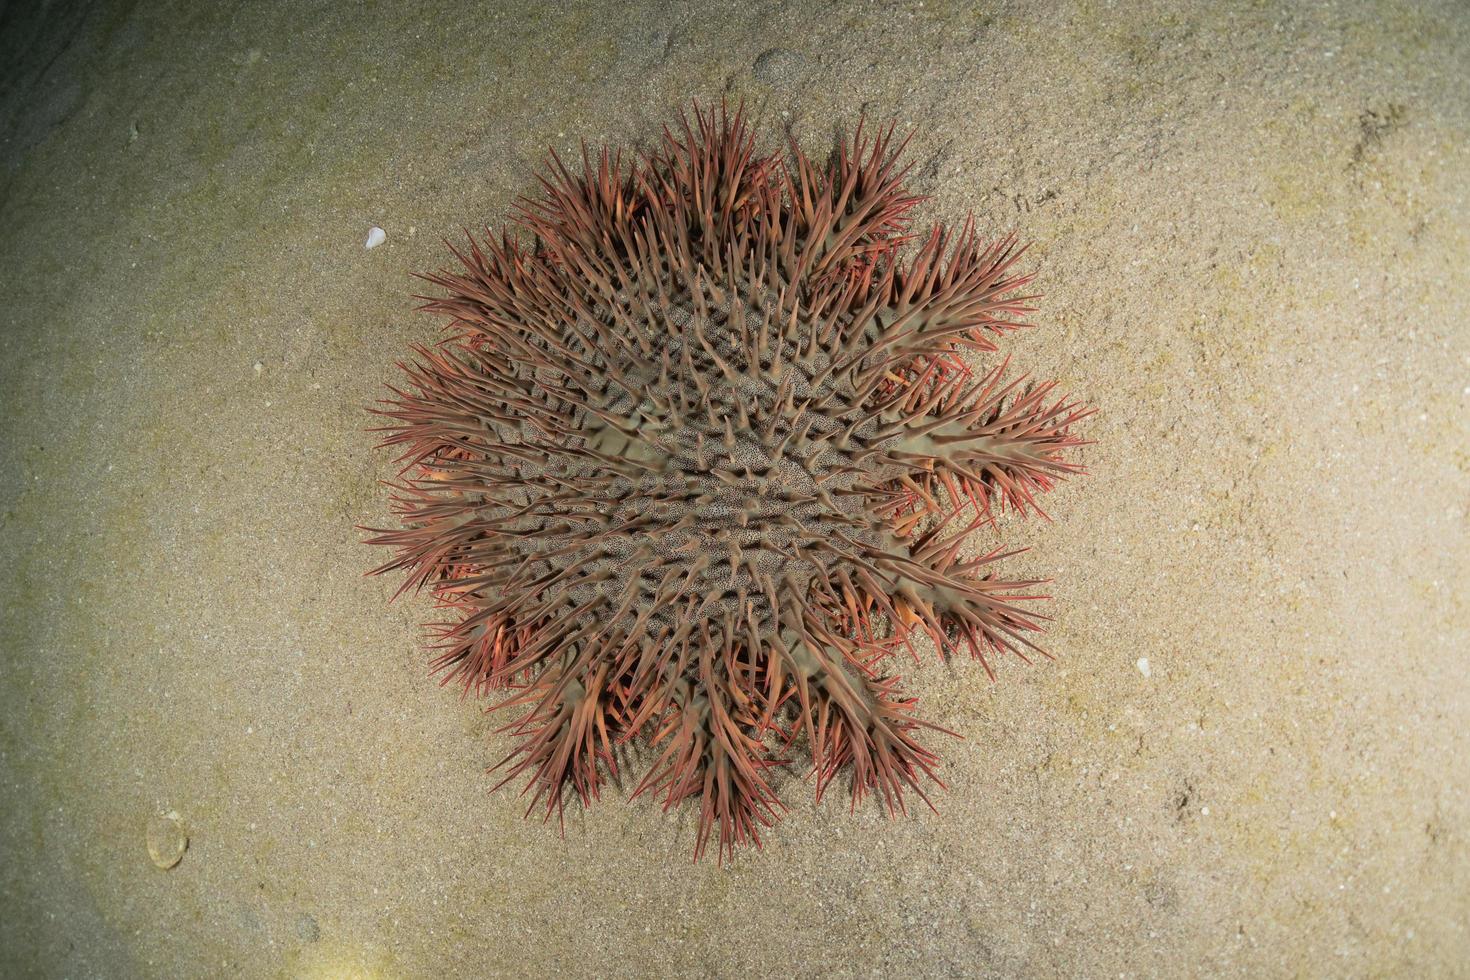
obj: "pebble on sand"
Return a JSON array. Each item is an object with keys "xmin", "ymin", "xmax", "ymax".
[
  {"xmin": 146, "ymin": 811, "xmax": 188, "ymax": 870},
  {"xmin": 1136, "ymin": 657, "xmax": 1152, "ymax": 678},
  {"xmin": 365, "ymin": 226, "xmax": 386, "ymax": 250},
  {"xmin": 752, "ymin": 47, "xmax": 805, "ymax": 83},
  {"xmin": 295, "ymin": 912, "xmax": 322, "ymax": 943}
]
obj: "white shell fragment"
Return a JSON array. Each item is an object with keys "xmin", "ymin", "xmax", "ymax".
[
  {"xmin": 364, "ymin": 226, "xmax": 386, "ymax": 250},
  {"xmin": 1136, "ymin": 657, "xmax": 1152, "ymax": 679},
  {"xmin": 146, "ymin": 811, "xmax": 188, "ymax": 869}
]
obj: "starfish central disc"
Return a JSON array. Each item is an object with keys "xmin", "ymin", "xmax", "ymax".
[{"xmin": 546, "ymin": 295, "xmax": 882, "ymax": 635}]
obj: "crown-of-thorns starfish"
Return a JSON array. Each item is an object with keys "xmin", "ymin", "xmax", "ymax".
[{"xmin": 366, "ymin": 103, "xmax": 1091, "ymax": 861}]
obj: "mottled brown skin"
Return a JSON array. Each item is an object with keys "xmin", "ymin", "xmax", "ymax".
[{"xmin": 366, "ymin": 105, "xmax": 1090, "ymax": 861}]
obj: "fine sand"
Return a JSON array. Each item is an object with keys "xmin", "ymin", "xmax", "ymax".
[{"xmin": 2, "ymin": 1, "xmax": 1467, "ymax": 976}]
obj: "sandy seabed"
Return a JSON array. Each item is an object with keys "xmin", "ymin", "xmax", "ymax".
[{"xmin": 2, "ymin": 1, "xmax": 1467, "ymax": 977}]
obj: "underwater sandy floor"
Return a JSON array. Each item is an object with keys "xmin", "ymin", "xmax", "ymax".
[{"xmin": 2, "ymin": 0, "xmax": 1468, "ymax": 976}]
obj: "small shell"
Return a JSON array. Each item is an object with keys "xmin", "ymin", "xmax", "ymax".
[
  {"xmin": 146, "ymin": 811, "xmax": 189, "ymax": 869},
  {"xmin": 364, "ymin": 226, "xmax": 386, "ymax": 250},
  {"xmin": 1136, "ymin": 657, "xmax": 1152, "ymax": 679}
]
